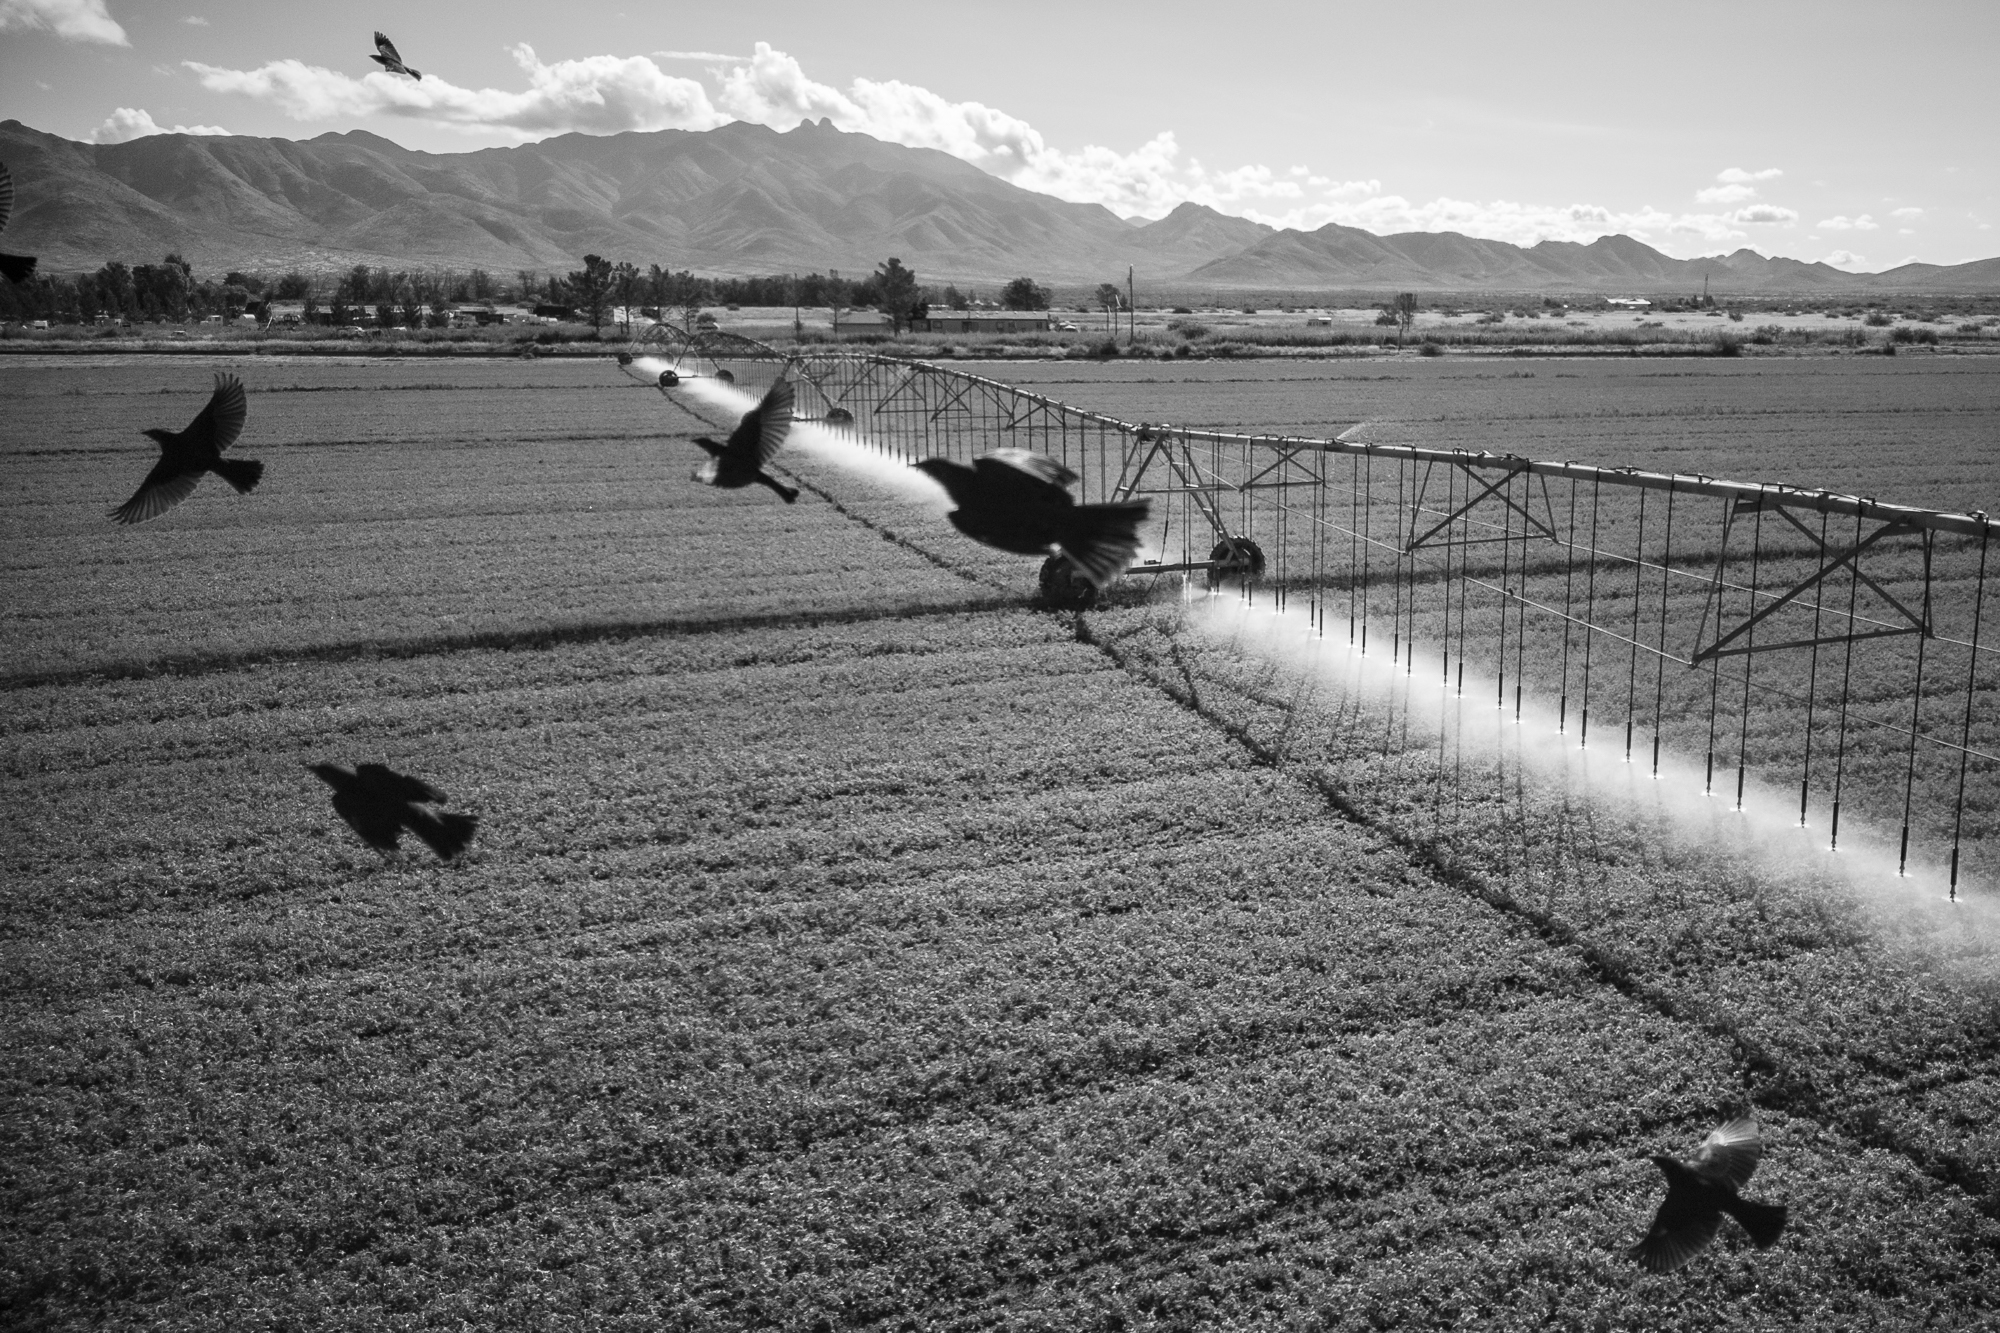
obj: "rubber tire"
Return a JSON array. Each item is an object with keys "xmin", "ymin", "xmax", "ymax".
[
  {"xmin": 714, "ymin": 368, "xmax": 736, "ymax": 384},
  {"xmin": 1039, "ymin": 555, "xmax": 1100, "ymax": 611},
  {"xmin": 825, "ymin": 406, "xmax": 855, "ymax": 427},
  {"xmin": 657, "ymin": 370, "xmax": 679, "ymax": 388},
  {"xmin": 1205, "ymin": 537, "xmax": 1266, "ymax": 589}
]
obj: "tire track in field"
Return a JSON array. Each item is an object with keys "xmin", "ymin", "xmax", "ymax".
[
  {"xmin": 0, "ymin": 595, "xmax": 1029, "ymax": 693},
  {"xmin": 785, "ymin": 461, "xmax": 2000, "ymax": 1233}
]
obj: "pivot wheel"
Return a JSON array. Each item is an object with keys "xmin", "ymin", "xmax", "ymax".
[
  {"xmin": 713, "ymin": 368, "xmax": 736, "ymax": 384},
  {"xmin": 824, "ymin": 406, "xmax": 855, "ymax": 427},
  {"xmin": 1038, "ymin": 555, "xmax": 1100, "ymax": 611},
  {"xmin": 1205, "ymin": 537, "xmax": 1266, "ymax": 590}
]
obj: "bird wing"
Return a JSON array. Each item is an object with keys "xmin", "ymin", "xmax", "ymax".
[
  {"xmin": 725, "ymin": 377, "xmax": 794, "ymax": 467},
  {"xmin": 374, "ymin": 32, "xmax": 403, "ymax": 63},
  {"xmin": 109, "ymin": 465, "xmax": 201, "ymax": 525},
  {"xmin": 1690, "ymin": 1117, "xmax": 1762, "ymax": 1190},
  {"xmin": 1630, "ymin": 1174, "xmax": 1723, "ymax": 1274},
  {"xmin": 185, "ymin": 373, "xmax": 248, "ymax": 452},
  {"xmin": 0, "ymin": 160, "xmax": 12, "ymax": 235},
  {"xmin": 355, "ymin": 762, "xmax": 445, "ymax": 805},
  {"xmin": 977, "ymin": 448, "xmax": 1078, "ymax": 491}
]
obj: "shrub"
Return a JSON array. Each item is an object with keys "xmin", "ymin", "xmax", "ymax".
[
  {"xmin": 1171, "ymin": 306, "xmax": 1194, "ymax": 314},
  {"xmin": 1374, "ymin": 311, "xmax": 1400, "ymax": 326},
  {"xmin": 1418, "ymin": 340, "xmax": 1443, "ymax": 357},
  {"xmin": 1241, "ymin": 306, "xmax": 1258, "ymax": 315},
  {"xmin": 1864, "ymin": 311, "xmax": 1893, "ymax": 327},
  {"xmin": 1168, "ymin": 319, "xmax": 1209, "ymax": 339},
  {"xmin": 1727, "ymin": 309, "xmax": 1744, "ymax": 322}
]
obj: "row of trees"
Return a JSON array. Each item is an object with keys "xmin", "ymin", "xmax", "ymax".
[{"xmin": 0, "ymin": 250, "xmax": 1066, "ymax": 332}]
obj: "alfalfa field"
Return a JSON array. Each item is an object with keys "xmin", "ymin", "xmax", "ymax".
[{"xmin": 3, "ymin": 353, "xmax": 1999, "ymax": 1331}]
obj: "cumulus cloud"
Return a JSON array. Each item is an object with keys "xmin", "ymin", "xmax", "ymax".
[
  {"xmin": 653, "ymin": 50, "xmax": 747, "ymax": 62},
  {"xmin": 187, "ymin": 44, "xmax": 725, "ymax": 138},
  {"xmin": 1890, "ymin": 206, "xmax": 1923, "ymax": 219},
  {"xmin": 1716, "ymin": 166, "xmax": 1782, "ymax": 183},
  {"xmin": 87, "ymin": 106, "xmax": 230, "ymax": 143},
  {"xmin": 184, "ymin": 14, "xmax": 208, "ymax": 25},
  {"xmin": 1818, "ymin": 214, "xmax": 1880, "ymax": 231},
  {"xmin": 1824, "ymin": 249, "xmax": 1866, "ymax": 266},
  {"xmin": 0, "ymin": 0, "xmax": 126, "ymax": 44},
  {"xmin": 1732, "ymin": 204, "xmax": 1798, "ymax": 225}
]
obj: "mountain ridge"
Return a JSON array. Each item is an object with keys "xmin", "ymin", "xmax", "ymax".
[{"xmin": 1, "ymin": 118, "xmax": 1993, "ymax": 293}]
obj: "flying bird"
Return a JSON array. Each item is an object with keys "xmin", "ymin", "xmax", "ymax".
[
  {"xmin": 691, "ymin": 376, "xmax": 798, "ymax": 503},
  {"xmin": 0, "ymin": 160, "xmax": 38, "ymax": 284},
  {"xmin": 1630, "ymin": 1116, "xmax": 1788, "ymax": 1274},
  {"xmin": 109, "ymin": 372, "xmax": 263, "ymax": 525},
  {"xmin": 308, "ymin": 763, "xmax": 478, "ymax": 861},
  {"xmin": 912, "ymin": 449, "xmax": 1150, "ymax": 589},
  {"xmin": 369, "ymin": 31, "xmax": 421, "ymax": 80}
]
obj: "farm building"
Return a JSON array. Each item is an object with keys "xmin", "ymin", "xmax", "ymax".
[{"xmin": 914, "ymin": 311, "xmax": 1054, "ymax": 334}]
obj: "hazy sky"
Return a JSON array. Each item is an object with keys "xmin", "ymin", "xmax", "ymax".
[{"xmin": 2, "ymin": 0, "xmax": 1992, "ymax": 271}]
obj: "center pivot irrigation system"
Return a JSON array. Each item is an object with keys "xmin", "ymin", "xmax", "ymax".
[{"xmin": 624, "ymin": 325, "xmax": 2000, "ymax": 898}]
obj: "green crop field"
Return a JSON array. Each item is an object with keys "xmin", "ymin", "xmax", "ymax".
[{"xmin": 4, "ymin": 355, "xmax": 1998, "ymax": 1330}]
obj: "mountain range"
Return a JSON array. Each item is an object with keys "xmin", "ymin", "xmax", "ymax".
[{"xmin": 2, "ymin": 117, "xmax": 1994, "ymax": 293}]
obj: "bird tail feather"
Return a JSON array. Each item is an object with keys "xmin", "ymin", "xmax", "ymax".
[
  {"xmin": 1723, "ymin": 1197, "xmax": 1787, "ymax": 1249},
  {"xmin": 410, "ymin": 810, "xmax": 478, "ymax": 861},
  {"xmin": 0, "ymin": 253, "xmax": 36, "ymax": 284},
  {"xmin": 1058, "ymin": 500, "xmax": 1150, "ymax": 589},
  {"xmin": 213, "ymin": 457, "xmax": 264, "ymax": 494}
]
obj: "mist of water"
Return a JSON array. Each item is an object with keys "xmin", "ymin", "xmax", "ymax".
[{"xmin": 1187, "ymin": 586, "xmax": 1999, "ymax": 949}]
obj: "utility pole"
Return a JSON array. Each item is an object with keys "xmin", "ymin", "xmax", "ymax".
[{"xmin": 1127, "ymin": 265, "xmax": 1135, "ymax": 345}]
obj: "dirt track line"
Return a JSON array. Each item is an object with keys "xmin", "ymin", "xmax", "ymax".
[{"xmin": 0, "ymin": 594, "xmax": 1029, "ymax": 694}]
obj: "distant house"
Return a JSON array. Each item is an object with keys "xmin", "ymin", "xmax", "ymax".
[
  {"xmin": 533, "ymin": 302, "xmax": 580, "ymax": 321},
  {"xmin": 833, "ymin": 310, "xmax": 893, "ymax": 337},
  {"xmin": 912, "ymin": 311, "xmax": 1053, "ymax": 335},
  {"xmin": 449, "ymin": 304, "xmax": 505, "ymax": 327}
]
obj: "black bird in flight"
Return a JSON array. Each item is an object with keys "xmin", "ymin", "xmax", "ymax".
[
  {"xmin": 691, "ymin": 376, "xmax": 798, "ymax": 503},
  {"xmin": 369, "ymin": 31, "xmax": 421, "ymax": 80},
  {"xmin": 913, "ymin": 449, "xmax": 1150, "ymax": 589},
  {"xmin": 308, "ymin": 763, "xmax": 478, "ymax": 861},
  {"xmin": 1630, "ymin": 1116, "xmax": 1788, "ymax": 1273},
  {"xmin": 110, "ymin": 372, "xmax": 263, "ymax": 525},
  {"xmin": 0, "ymin": 159, "xmax": 38, "ymax": 284}
]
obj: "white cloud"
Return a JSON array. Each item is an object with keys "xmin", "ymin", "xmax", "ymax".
[
  {"xmin": 1818, "ymin": 214, "xmax": 1879, "ymax": 231},
  {"xmin": 652, "ymin": 50, "xmax": 747, "ymax": 62},
  {"xmin": 87, "ymin": 106, "xmax": 231, "ymax": 143},
  {"xmin": 184, "ymin": 14, "xmax": 208, "ymax": 25},
  {"xmin": 187, "ymin": 44, "xmax": 725, "ymax": 138},
  {"xmin": 1824, "ymin": 249, "xmax": 1867, "ymax": 268},
  {"xmin": 0, "ymin": 0, "xmax": 125, "ymax": 44},
  {"xmin": 1890, "ymin": 206, "xmax": 1923, "ymax": 219},
  {"xmin": 1731, "ymin": 204, "xmax": 1798, "ymax": 225},
  {"xmin": 1717, "ymin": 166, "xmax": 1782, "ymax": 183},
  {"xmin": 1695, "ymin": 183, "xmax": 1756, "ymax": 205}
]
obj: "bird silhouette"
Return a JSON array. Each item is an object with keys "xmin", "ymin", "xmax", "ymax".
[
  {"xmin": 109, "ymin": 372, "xmax": 263, "ymax": 525},
  {"xmin": 913, "ymin": 449, "xmax": 1150, "ymax": 589},
  {"xmin": 0, "ymin": 160, "xmax": 38, "ymax": 284},
  {"xmin": 369, "ymin": 31, "xmax": 421, "ymax": 79},
  {"xmin": 308, "ymin": 763, "xmax": 478, "ymax": 861},
  {"xmin": 1630, "ymin": 1117, "xmax": 1788, "ymax": 1273},
  {"xmin": 691, "ymin": 376, "xmax": 798, "ymax": 503}
]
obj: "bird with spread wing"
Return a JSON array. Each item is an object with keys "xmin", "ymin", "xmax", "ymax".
[
  {"xmin": 109, "ymin": 372, "xmax": 264, "ymax": 525},
  {"xmin": 369, "ymin": 31, "xmax": 421, "ymax": 80},
  {"xmin": 309, "ymin": 763, "xmax": 478, "ymax": 862},
  {"xmin": 913, "ymin": 449, "xmax": 1150, "ymax": 591},
  {"xmin": 690, "ymin": 376, "xmax": 799, "ymax": 503},
  {"xmin": 1630, "ymin": 1116, "xmax": 1788, "ymax": 1273}
]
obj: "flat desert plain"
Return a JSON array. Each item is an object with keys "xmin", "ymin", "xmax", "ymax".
[{"xmin": 4, "ymin": 354, "xmax": 1999, "ymax": 1330}]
